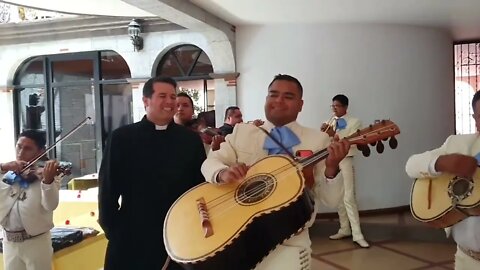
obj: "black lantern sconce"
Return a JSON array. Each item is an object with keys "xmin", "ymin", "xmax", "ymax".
[{"xmin": 128, "ymin": 19, "xmax": 143, "ymax": 52}]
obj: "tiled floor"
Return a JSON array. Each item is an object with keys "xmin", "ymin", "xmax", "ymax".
[{"xmin": 310, "ymin": 211, "xmax": 456, "ymax": 269}]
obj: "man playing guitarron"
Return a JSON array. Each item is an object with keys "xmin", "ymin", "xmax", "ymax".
[
  {"xmin": 202, "ymin": 74, "xmax": 349, "ymax": 270},
  {"xmin": 406, "ymin": 90, "xmax": 480, "ymax": 269}
]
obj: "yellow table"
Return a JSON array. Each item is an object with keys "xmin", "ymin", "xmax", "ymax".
[
  {"xmin": 67, "ymin": 174, "xmax": 98, "ymax": 190},
  {"xmin": 0, "ymin": 189, "xmax": 107, "ymax": 270}
]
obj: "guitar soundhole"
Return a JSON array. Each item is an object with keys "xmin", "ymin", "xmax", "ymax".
[
  {"xmin": 236, "ymin": 174, "xmax": 276, "ymax": 205},
  {"xmin": 448, "ymin": 177, "xmax": 474, "ymax": 201}
]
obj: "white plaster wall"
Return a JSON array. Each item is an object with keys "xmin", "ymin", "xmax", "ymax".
[
  {"xmin": 236, "ymin": 24, "xmax": 454, "ymax": 211},
  {"xmin": 0, "ymin": 92, "xmax": 15, "ymax": 161}
]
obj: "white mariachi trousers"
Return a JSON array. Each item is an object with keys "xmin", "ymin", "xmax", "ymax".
[
  {"xmin": 336, "ymin": 157, "xmax": 365, "ymax": 241},
  {"xmin": 2, "ymin": 231, "xmax": 53, "ymax": 270},
  {"xmin": 255, "ymin": 230, "xmax": 312, "ymax": 270}
]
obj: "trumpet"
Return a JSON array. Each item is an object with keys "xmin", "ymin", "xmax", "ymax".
[{"xmin": 321, "ymin": 115, "xmax": 336, "ymax": 133}]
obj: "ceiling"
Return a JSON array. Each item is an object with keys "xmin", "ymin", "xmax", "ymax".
[
  {"xmin": 3, "ymin": 0, "xmax": 480, "ymax": 41},
  {"xmin": 1, "ymin": 0, "xmax": 156, "ymax": 17},
  {"xmin": 189, "ymin": 0, "xmax": 480, "ymax": 41}
]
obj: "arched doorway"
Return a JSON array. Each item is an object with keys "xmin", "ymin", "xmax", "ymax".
[
  {"xmin": 13, "ymin": 50, "xmax": 132, "ymax": 186},
  {"xmin": 156, "ymin": 44, "xmax": 215, "ymax": 115}
]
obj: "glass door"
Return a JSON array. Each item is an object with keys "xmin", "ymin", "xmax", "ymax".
[{"xmin": 48, "ymin": 54, "xmax": 101, "ymax": 187}]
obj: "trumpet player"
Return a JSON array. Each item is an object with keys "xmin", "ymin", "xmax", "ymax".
[{"xmin": 322, "ymin": 94, "xmax": 369, "ymax": 248}]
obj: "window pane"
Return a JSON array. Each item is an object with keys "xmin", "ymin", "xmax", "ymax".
[
  {"xmin": 157, "ymin": 53, "xmax": 183, "ymax": 77},
  {"xmin": 18, "ymin": 87, "xmax": 47, "ymax": 132},
  {"xmin": 454, "ymin": 43, "xmax": 479, "ymax": 134},
  {"xmin": 173, "ymin": 45, "xmax": 200, "ymax": 75},
  {"xmin": 206, "ymin": 79, "xmax": 215, "ymax": 110},
  {"xmin": 157, "ymin": 45, "xmax": 213, "ymax": 77},
  {"xmin": 52, "ymin": 59, "xmax": 94, "ymax": 83},
  {"xmin": 191, "ymin": 51, "xmax": 213, "ymax": 76},
  {"xmin": 100, "ymin": 51, "xmax": 131, "ymax": 80},
  {"xmin": 102, "ymin": 84, "xmax": 134, "ymax": 143},
  {"xmin": 53, "ymin": 85, "xmax": 97, "ymax": 187},
  {"xmin": 15, "ymin": 57, "xmax": 45, "ymax": 85},
  {"xmin": 178, "ymin": 80, "xmax": 205, "ymax": 115}
]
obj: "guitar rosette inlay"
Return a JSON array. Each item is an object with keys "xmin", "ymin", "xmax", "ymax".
[
  {"xmin": 236, "ymin": 174, "xmax": 276, "ymax": 205},
  {"xmin": 448, "ymin": 176, "xmax": 474, "ymax": 202}
]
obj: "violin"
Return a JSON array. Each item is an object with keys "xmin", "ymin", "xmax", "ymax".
[
  {"xmin": 3, "ymin": 117, "xmax": 89, "ymax": 186},
  {"xmin": 198, "ymin": 127, "xmax": 221, "ymax": 145},
  {"xmin": 200, "ymin": 127, "xmax": 221, "ymax": 137},
  {"xmin": 247, "ymin": 119, "xmax": 265, "ymax": 127},
  {"xmin": 4, "ymin": 161, "xmax": 72, "ymax": 185}
]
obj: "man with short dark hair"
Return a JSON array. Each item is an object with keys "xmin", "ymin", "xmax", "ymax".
[
  {"xmin": 218, "ymin": 106, "xmax": 243, "ymax": 136},
  {"xmin": 323, "ymin": 94, "xmax": 369, "ymax": 248},
  {"xmin": 202, "ymin": 74, "xmax": 349, "ymax": 269},
  {"xmin": 99, "ymin": 76, "xmax": 206, "ymax": 270},
  {"xmin": 0, "ymin": 130, "xmax": 61, "ymax": 270}
]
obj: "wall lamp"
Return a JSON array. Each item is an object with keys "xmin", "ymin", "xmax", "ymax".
[{"xmin": 128, "ymin": 19, "xmax": 143, "ymax": 52}]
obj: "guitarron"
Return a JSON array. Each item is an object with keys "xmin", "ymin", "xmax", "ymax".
[
  {"xmin": 410, "ymin": 170, "xmax": 480, "ymax": 228},
  {"xmin": 164, "ymin": 120, "xmax": 400, "ymax": 270}
]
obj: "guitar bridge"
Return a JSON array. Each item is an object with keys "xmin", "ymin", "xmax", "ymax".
[{"xmin": 196, "ymin": 197, "xmax": 213, "ymax": 238}]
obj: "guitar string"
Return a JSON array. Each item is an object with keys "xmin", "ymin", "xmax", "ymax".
[
  {"xmin": 207, "ymin": 165, "xmax": 302, "ymax": 220},
  {"xmin": 204, "ymin": 124, "xmax": 397, "ymax": 216},
  {"xmin": 207, "ymin": 150, "xmax": 331, "ymax": 220},
  {"xmin": 206, "ymin": 149, "xmax": 331, "ymax": 220},
  {"xmin": 205, "ymin": 123, "xmax": 397, "ymax": 208},
  {"xmin": 205, "ymin": 148, "xmax": 327, "ymax": 211},
  {"xmin": 205, "ymin": 124, "xmax": 397, "ymax": 215}
]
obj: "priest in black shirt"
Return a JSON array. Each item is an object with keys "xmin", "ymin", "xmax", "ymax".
[{"xmin": 98, "ymin": 76, "xmax": 206, "ymax": 270}]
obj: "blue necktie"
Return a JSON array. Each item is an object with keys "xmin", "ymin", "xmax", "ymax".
[
  {"xmin": 475, "ymin": 153, "xmax": 480, "ymax": 165},
  {"xmin": 263, "ymin": 126, "xmax": 301, "ymax": 155},
  {"xmin": 3, "ymin": 171, "xmax": 30, "ymax": 188},
  {"xmin": 336, "ymin": 118, "xmax": 347, "ymax": 130}
]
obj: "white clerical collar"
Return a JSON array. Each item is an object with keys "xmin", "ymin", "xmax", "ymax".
[{"xmin": 155, "ymin": 124, "xmax": 168, "ymax": 130}]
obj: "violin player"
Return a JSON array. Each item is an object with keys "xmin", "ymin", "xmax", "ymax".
[
  {"xmin": 201, "ymin": 74, "xmax": 349, "ymax": 269},
  {"xmin": 0, "ymin": 130, "xmax": 62, "ymax": 270}
]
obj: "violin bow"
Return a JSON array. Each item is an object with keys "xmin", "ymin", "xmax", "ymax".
[{"xmin": 19, "ymin": 117, "xmax": 92, "ymax": 174}]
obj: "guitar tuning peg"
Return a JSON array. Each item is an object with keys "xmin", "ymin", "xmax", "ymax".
[
  {"xmin": 357, "ymin": 144, "xmax": 366, "ymax": 151},
  {"xmin": 362, "ymin": 146, "xmax": 370, "ymax": 157},
  {"xmin": 389, "ymin": 136, "xmax": 398, "ymax": 149},
  {"xmin": 376, "ymin": 140, "xmax": 385, "ymax": 153},
  {"xmin": 357, "ymin": 144, "xmax": 370, "ymax": 157},
  {"xmin": 370, "ymin": 141, "xmax": 376, "ymax": 146}
]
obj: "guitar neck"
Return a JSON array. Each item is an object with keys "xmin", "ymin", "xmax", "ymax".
[
  {"xmin": 298, "ymin": 148, "xmax": 329, "ymax": 168},
  {"xmin": 298, "ymin": 119, "xmax": 400, "ymax": 169}
]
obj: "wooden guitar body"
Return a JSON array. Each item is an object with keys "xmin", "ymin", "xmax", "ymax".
[
  {"xmin": 410, "ymin": 169, "xmax": 480, "ymax": 228},
  {"xmin": 164, "ymin": 119, "xmax": 400, "ymax": 269},
  {"xmin": 163, "ymin": 155, "xmax": 314, "ymax": 270}
]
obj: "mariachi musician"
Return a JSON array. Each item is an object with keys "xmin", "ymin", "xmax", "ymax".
[
  {"xmin": 321, "ymin": 94, "xmax": 369, "ymax": 248},
  {"xmin": 0, "ymin": 130, "xmax": 63, "ymax": 270},
  {"xmin": 406, "ymin": 90, "xmax": 480, "ymax": 269},
  {"xmin": 201, "ymin": 74, "xmax": 348, "ymax": 269}
]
